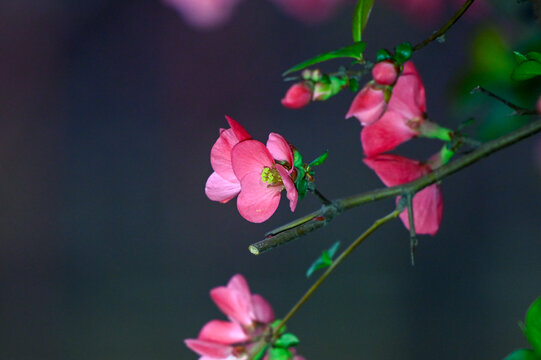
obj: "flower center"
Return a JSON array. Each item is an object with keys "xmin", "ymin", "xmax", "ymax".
[{"xmin": 261, "ymin": 167, "xmax": 283, "ymax": 186}]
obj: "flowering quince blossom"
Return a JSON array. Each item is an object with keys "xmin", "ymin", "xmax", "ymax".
[
  {"xmin": 360, "ymin": 61, "xmax": 448, "ymax": 157},
  {"xmin": 231, "ymin": 133, "xmax": 298, "ymax": 223},
  {"xmin": 205, "ymin": 116, "xmax": 251, "ymax": 203},
  {"xmin": 185, "ymin": 274, "xmax": 275, "ymax": 359},
  {"xmin": 162, "ymin": 0, "xmax": 242, "ymax": 29},
  {"xmin": 363, "ymin": 154, "xmax": 443, "ymax": 235},
  {"xmin": 281, "ymin": 82, "xmax": 313, "ymax": 109}
]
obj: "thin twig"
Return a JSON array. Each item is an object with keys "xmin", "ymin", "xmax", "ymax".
[
  {"xmin": 405, "ymin": 192, "xmax": 418, "ymax": 266},
  {"xmin": 249, "ymin": 118, "xmax": 541, "ymax": 254},
  {"xmin": 247, "ymin": 208, "xmax": 402, "ymax": 359},
  {"xmin": 413, "ymin": 0, "xmax": 476, "ymax": 52},
  {"xmin": 471, "ymin": 86, "xmax": 537, "ymax": 116}
]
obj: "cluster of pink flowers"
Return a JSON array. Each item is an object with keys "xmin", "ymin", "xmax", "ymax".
[
  {"xmin": 346, "ymin": 60, "xmax": 445, "ymax": 234},
  {"xmin": 185, "ymin": 274, "xmax": 305, "ymax": 360},
  {"xmin": 205, "ymin": 116, "xmax": 298, "ymax": 223}
]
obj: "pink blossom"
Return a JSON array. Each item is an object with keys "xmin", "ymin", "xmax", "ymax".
[
  {"xmin": 372, "ymin": 60, "xmax": 398, "ymax": 86},
  {"xmin": 345, "ymin": 83, "xmax": 387, "ymax": 126},
  {"xmin": 205, "ymin": 116, "xmax": 251, "ymax": 203},
  {"xmin": 185, "ymin": 274, "xmax": 275, "ymax": 359},
  {"xmin": 231, "ymin": 133, "xmax": 298, "ymax": 223},
  {"xmin": 162, "ymin": 0, "xmax": 242, "ymax": 29},
  {"xmin": 361, "ymin": 61, "xmax": 427, "ymax": 156},
  {"xmin": 363, "ymin": 154, "xmax": 443, "ymax": 235},
  {"xmin": 269, "ymin": 0, "xmax": 345, "ymax": 24},
  {"xmin": 281, "ymin": 82, "xmax": 313, "ymax": 109}
]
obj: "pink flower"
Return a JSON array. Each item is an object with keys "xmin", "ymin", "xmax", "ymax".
[
  {"xmin": 363, "ymin": 154, "xmax": 443, "ymax": 235},
  {"xmin": 281, "ymin": 82, "xmax": 313, "ymax": 109},
  {"xmin": 361, "ymin": 61, "xmax": 428, "ymax": 156},
  {"xmin": 345, "ymin": 83, "xmax": 387, "ymax": 126},
  {"xmin": 185, "ymin": 274, "xmax": 275, "ymax": 359},
  {"xmin": 162, "ymin": 0, "xmax": 242, "ymax": 29},
  {"xmin": 231, "ymin": 133, "xmax": 298, "ymax": 223},
  {"xmin": 372, "ymin": 60, "xmax": 398, "ymax": 86},
  {"xmin": 205, "ymin": 116, "xmax": 251, "ymax": 203}
]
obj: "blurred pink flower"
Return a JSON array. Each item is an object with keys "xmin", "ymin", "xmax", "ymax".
[
  {"xmin": 162, "ymin": 0, "xmax": 242, "ymax": 29},
  {"xmin": 269, "ymin": 0, "xmax": 346, "ymax": 23},
  {"xmin": 185, "ymin": 274, "xmax": 275, "ymax": 359},
  {"xmin": 361, "ymin": 61, "xmax": 428, "ymax": 156},
  {"xmin": 364, "ymin": 154, "xmax": 443, "ymax": 235},
  {"xmin": 281, "ymin": 82, "xmax": 313, "ymax": 109},
  {"xmin": 231, "ymin": 133, "xmax": 298, "ymax": 223},
  {"xmin": 205, "ymin": 116, "xmax": 251, "ymax": 203}
]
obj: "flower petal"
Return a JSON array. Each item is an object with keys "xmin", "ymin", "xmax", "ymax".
[
  {"xmin": 363, "ymin": 154, "xmax": 428, "ymax": 186},
  {"xmin": 398, "ymin": 184, "xmax": 443, "ymax": 235},
  {"xmin": 211, "ymin": 128, "xmax": 243, "ymax": 182},
  {"xmin": 237, "ymin": 172, "xmax": 281, "ymax": 223},
  {"xmin": 225, "ymin": 115, "xmax": 251, "ymax": 142},
  {"xmin": 227, "ymin": 274, "xmax": 252, "ymax": 316},
  {"xmin": 388, "ymin": 61, "xmax": 426, "ymax": 118},
  {"xmin": 210, "ymin": 286, "xmax": 253, "ymax": 326},
  {"xmin": 276, "ymin": 164, "xmax": 298, "ymax": 212},
  {"xmin": 198, "ymin": 320, "xmax": 250, "ymax": 344},
  {"xmin": 231, "ymin": 140, "xmax": 274, "ymax": 182},
  {"xmin": 267, "ymin": 133, "xmax": 293, "ymax": 167},
  {"xmin": 361, "ymin": 110, "xmax": 417, "ymax": 156},
  {"xmin": 251, "ymin": 294, "xmax": 275, "ymax": 324},
  {"xmin": 185, "ymin": 338, "xmax": 232, "ymax": 358},
  {"xmin": 205, "ymin": 172, "xmax": 241, "ymax": 203},
  {"xmin": 345, "ymin": 85, "xmax": 386, "ymax": 126}
]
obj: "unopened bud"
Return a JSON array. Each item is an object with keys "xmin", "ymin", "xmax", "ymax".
[
  {"xmin": 372, "ymin": 60, "xmax": 398, "ymax": 86},
  {"xmin": 281, "ymin": 82, "xmax": 313, "ymax": 109}
]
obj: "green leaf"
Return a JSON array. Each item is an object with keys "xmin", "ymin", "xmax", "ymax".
[
  {"xmin": 352, "ymin": 0, "xmax": 374, "ymax": 42},
  {"xmin": 504, "ymin": 349, "xmax": 540, "ymax": 360},
  {"xmin": 275, "ymin": 333, "xmax": 300, "ymax": 348},
  {"xmin": 293, "ymin": 150, "xmax": 303, "ymax": 168},
  {"xmin": 253, "ymin": 345, "xmax": 269, "ymax": 360},
  {"xmin": 525, "ymin": 51, "xmax": 541, "ymax": 63},
  {"xmin": 376, "ymin": 49, "xmax": 392, "ymax": 62},
  {"xmin": 268, "ymin": 347, "xmax": 292, "ymax": 360},
  {"xmin": 270, "ymin": 320, "xmax": 286, "ymax": 335},
  {"xmin": 525, "ymin": 297, "xmax": 541, "ymax": 355},
  {"xmin": 394, "ymin": 42, "xmax": 413, "ymax": 64},
  {"xmin": 309, "ymin": 151, "xmax": 329, "ymax": 167},
  {"xmin": 348, "ymin": 78, "xmax": 359, "ymax": 92},
  {"xmin": 511, "ymin": 60, "xmax": 541, "ymax": 81},
  {"xmin": 306, "ymin": 241, "xmax": 340, "ymax": 278},
  {"xmin": 283, "ymin": 42, "xmax": 366, "ymax": 76},
  {"xmin": 514, "ymin": 51, "xmax": 529, "ymax": 64}
]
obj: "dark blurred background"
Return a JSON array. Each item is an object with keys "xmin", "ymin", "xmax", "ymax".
[{"xmin": 0, "ymin": 1, "xmax": 540, "ymax": 359}]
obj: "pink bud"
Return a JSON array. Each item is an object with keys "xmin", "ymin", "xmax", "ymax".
[
  {"xmin": 372, "ymin": 60, "xmax": 398, "ymax": 85},
  {"xmin": 281, "ymin": 82, "xmax": 313, "ymax": 109},
  {"xmin": 345, "ymin": 84, "xmax": 386, "ymax": 126}
]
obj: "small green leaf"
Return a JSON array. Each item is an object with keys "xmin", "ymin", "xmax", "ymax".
[
  {"xmin": 270, "ymin": 320, "xmax": 286, "ymax": 335},
  {"xmin": 394, "ymin": 42, "xmax": 413, "ymax": 64},
  {"xmin": 348, "ymin": 78, "xmax": 359, "ymax": 92},
  {"xmin": 352, "ymin": 0, "xmax": 374, "ymax": 42},
  {"xmin": 504, "ymin": 349, "xmax": 540, "ymax": 360},
  {"xmin": 253, "ymin": 345, "xmax": 269, "ymax": 360},
  {"xmin": 296, "ymin": 177, "xmax": 307, "ymax": 200},
  {"xmin": 525, "ymin": 51, "xmax": 541, "ymax": 63},
  {"xmin": 513, "ymin": 51, "xmax": 529, "ymax": 64},
  {"xmin": 511, "ymin": 60, "xmax": 541, "ymax": 81},
  {"xmin": 268, "ymin": 347, "xmax": 292, "ymax": 360},
  {"xmin": 306, "ymin": 241, "xmax": 340, "ymax": 278},
  {"xmin": 309, "ymin": 151, "xmax": 329, "ymax": 167},
  {"xmin": 293, "ymin": 150, "xmax": 303, "ymax": 168},
  {"xmin": 525, "ymin": 297, "xmax": 541, "ymax": 355},
  {"xmin": 376, "ymin": 49, "xmax": 392, "ymax": 62},
  {"xmin": 275, "ymin": 333, "xmax": 300, "ymax": 348},
  {"xmin": 283, "ymin": 42, "xmax": 366, "ymax": 76}
]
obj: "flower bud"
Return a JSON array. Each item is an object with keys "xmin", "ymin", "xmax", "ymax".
[
  {"xmin": 313, "ymin": 77, "xmax": 344, "ymax": 101},
  {"xmin": 281, "ymin": 82, "xmax": 313, "ymax": 109},
  {"xmin": 345, "ymin": 83, "xmax": 386, "ymax": 126},
  {"xmin": 372, "ymin": 60, "xmax": 398, "ymax": 86}
]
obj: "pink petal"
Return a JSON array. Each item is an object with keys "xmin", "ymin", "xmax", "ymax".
[
  {"xmin": 276, "ymin": 164, "xmax": 298, "ymax": 212},
  {"xmin": 251, "ymin": 294, "xmax": 275, "ymax": 324},
  {"xmin": 231, "ymin": 140, "xmax": 274, "ymax": 182},
  {"xmin": 267, "ymin": 133, "xmax": 293, "ymax": 168},
  {"xmin": 227, "ymin": 274, "xmax": 252, "ymax": 314},
  {"xmin": 345, "ymin": 85, "xmax": 386, "ymax": 126},
  {"xmin": 210, "ymin": 128, "xmax": 243, "ymax": 182},
  {"xmin": 388, "ymin": 61, "xmax": 426, "ymax": 118},
  {"xmin": 361, "ymin": 110, "xmax": 417, "ymax": 156},
  {"xmin": 281, "ymin": 82, "xmax": 313, "ymax": 109},
  {"xmin": 185, "ymin": 338, "xmax": 232, "ymax": 358},
  {"xmin": 198, "ymin": 320, "xmax": 250, "ymax": 344},
  {"xmin": 363, "ymin": 154, "xmax": 428, "ymax": 187},
  {"xmin": 237, "ymin": 172, "xmax": 281, "ymax": 223},
  {"xmin": 210, "ymin": 286, "xmax": 253, "ymax": 326},
  {"xmin": 205, "ymin": 172, "xmax": 241, "ymax": 203},
  {"xmin": 398, "ymin": 184, "xmax": 443, "ymax": 235},
  {"xmin": 225, "ymin": 116, "xmax": 251, "ymax": 142}
]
